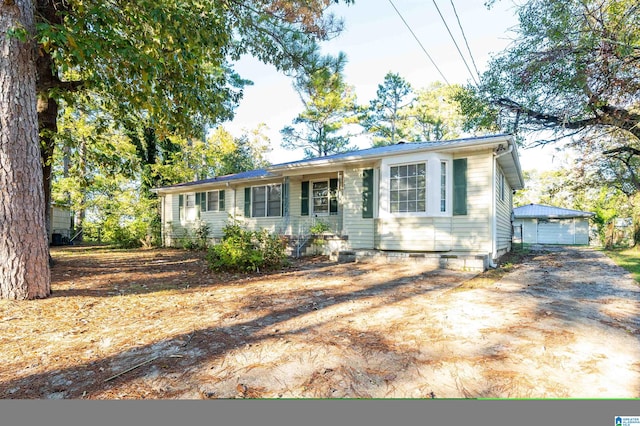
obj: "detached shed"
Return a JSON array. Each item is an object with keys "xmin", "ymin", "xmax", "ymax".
[{"xmin": 513, "ymin": 204, "xmax": 594, "ymax": 245}]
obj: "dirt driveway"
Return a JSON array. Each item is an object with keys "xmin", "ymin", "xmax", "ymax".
[{"xmin": 0, "ymin": 245, "xmax": 638, "ymax": 399}]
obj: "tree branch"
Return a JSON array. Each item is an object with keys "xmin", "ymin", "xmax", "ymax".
[
  {"xmin": 494, "ymin": 97, "xmax": 640, "ymax": 140},
  {"xmin": 603, "ymin": 146, "xmax": 640, "ymax": 156}
]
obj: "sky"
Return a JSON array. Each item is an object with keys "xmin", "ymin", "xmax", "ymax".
[{"xmin": 222, "ymin": 0, "xmax": 563, "ymax": 172}]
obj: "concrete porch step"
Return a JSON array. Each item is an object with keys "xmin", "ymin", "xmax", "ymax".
[{"xmin": 352, "ymin": 250, "xmax": 489, "ymax": 272}]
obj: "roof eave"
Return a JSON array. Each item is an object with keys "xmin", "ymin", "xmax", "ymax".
[
  {"xmin": 153, "ymin": 173, "xmax": 280, "ymax": 195},
  {"xmin": 268, "ymin": 135, "xmax": 516, "ymax": 172}
]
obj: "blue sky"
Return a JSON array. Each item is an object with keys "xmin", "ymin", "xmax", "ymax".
[{"xmin": 223, "ymin": 0, "xmax": 565, "ymax": 171}]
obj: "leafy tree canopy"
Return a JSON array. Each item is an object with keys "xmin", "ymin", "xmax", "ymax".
[
  {"xmin": 281, "ymin": 51, "xmax": 359, "ymax": 158},
  {"xmin": 361, "ymin": 72, "xmax": 414, "ymax": 146},
  {"xmin": 406, "ymin": 82, "xmax": 465, "ymax": 142},
  {"xmin": 459, "ymin": 0, "xmax": 640, "ymax": 194},
  {"xmin": 37, "ymin": 0, "xmax": 354, "ymax": 137}
]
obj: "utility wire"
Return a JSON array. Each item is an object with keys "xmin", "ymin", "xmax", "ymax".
[
  {"xmin": 449, "ymin": 0, "xmax": 481, "ymax": 79},
  {"xmin": 386, "ymin": 0, "xmax": 450, "ymax": 85},
  {"xmin": 431, "ymin": 0, "xmax": 479, "ymax": 86}
]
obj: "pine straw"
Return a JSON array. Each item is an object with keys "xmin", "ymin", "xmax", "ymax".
[{"xmin": 1, "ymin": 245, "xmax": 638, "ymax": 399}]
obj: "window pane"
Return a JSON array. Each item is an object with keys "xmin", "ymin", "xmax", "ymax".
[
  {"xmin": 252, "ymin": 186, "xmax": 266, "ymax": 217},
  {"xmin": 185, "ymin": 194, "xmax": 196, "ymax": 221},
  {"xmin": 267, "ymin": 184, "xmax": 281, "ymax": 217},
  {"xmin": 312, "ymin": 181, "xmax": 329, "ymax": 214},
  {"xmin": 389, "ymin": 162, "xmax": 427, "ymax": 213},
  {"xmin": 207, "ymin": 191, "xmax": 219, "ymax": 212}
]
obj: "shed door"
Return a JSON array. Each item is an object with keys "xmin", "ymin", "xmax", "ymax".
[{"xmin": 537, "ymin": 219, "xmax": 574, "ymax": 244}]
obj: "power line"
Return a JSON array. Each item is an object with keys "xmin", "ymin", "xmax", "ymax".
[
  {"xmin": 386, "ymin": 0, "xmax": 450, "ymax": 85},
  {"xmin": 431, "ymin": 0, "xmax": 479, "ymax": 86},
  {"xmin": 449, "ymin": 0, "xmax": 481, "ymax": 79}
]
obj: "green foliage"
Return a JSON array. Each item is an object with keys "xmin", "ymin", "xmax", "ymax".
[
  {"xmin": 515, "ymin": 163, "xmax": 640, "ymax": 246},
  {"xmin": 407, "ymin": 82, "xmax": 466, "ymax": 141},
  {"xmin": 207, "ymin": 222, "xmax": 287, "ymax": 272},
  {"xmin": 36, "ymin": 0, "xmax": 354, "ymax": 142},
  {"xmin": 281, "ymin": 52, "xmax": 359, "ymax": 158},
  {"xmin": 603, "ymin": 247, "xmax": 640, "ymax": 284},
  {"xmin": 465, "ymin": 0, "xmax": 640, "ymax": 196},
  {"xmin": 361, "ymin": 72, "xmax": 414, "ymax": 146},
  {"xmin": 309, "ymin": 220, "xmax": 331, "ymax": 234}
]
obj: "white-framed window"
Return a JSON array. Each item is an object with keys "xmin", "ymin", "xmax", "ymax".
[
  {"xmin": 185, "ymin": 193, "xmax": 197, "ymax": 221},
  {"xmin": 389, "ymin": 163, "xmax": 427, "ymax": 213},
  {"xmin": 312, "ymin": 180, "xmax": 329, "ymax": 215},
  {"xmin": 252, "ymin": 184, "xmax": 281, "ymax": 217},
  {"xmin": 206, "ymin": 190, "xmax": 221, "ymax": 212}
]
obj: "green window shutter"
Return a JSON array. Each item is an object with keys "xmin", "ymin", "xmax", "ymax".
[
  {"xmin": 219, "ymin": 190, "xmax": 225, "ymax": 211},
  {"xmin": 244, "ymin": 187, "xmax": 251, "ymax": 217},
  {"xmin": 329, "ymin": 178, "xmax": 338, "ymax": 215},
  {"xmin": 453, "ymin": 158, "xmax": 467, "ymax": 216},
  {"xmin": 362, "ymin": 169, "xmax": 374, "ymax": 219},
  {"xmin": 194, "ymin": 192, "xmax": 201, "ymax": 218},
  {"xmin": 197, "ymin": 192, "xmax": 206, "ymax": 213},
  {"xmin": 301, "ymin": 181, "xmax": 309, "ymax": 216},
  {"xmin": 178, "ymin": 194, "xmax": 184, "ymax": 221},
  {"xmin": 282, "ymin": 179, "xmax": 290, "ymax": 217}
]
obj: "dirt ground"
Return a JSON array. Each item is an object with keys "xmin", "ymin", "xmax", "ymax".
[{"xmin": 0, "ymin": 245, "xmax": 638, "ymax": 399}]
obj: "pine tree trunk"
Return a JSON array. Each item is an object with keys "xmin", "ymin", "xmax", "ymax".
[{"xmin": 0, "ymin": 0, "xmax": 51, "ymax": 299}]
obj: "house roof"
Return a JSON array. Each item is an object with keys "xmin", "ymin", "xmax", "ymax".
[
  {"xmin": 269, "ymin": 134, "xmax": 508, "ymax": 169},
  {"xmin": 155, "ymin": 169, "xmax": 275, "ymax": 191},
  {"xmin": 513, "ymin": 203, "xmax": 595, "ymax": 219},
  {"xmin": 153, "ymin": 134, "xmax": 524, "ymax": 193}
]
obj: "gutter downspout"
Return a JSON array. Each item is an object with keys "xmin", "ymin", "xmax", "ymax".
[
  {"xmin": 160, "ymin": 195, "xmax": 165, "ymax": 247},
  {"xmin": 489, "ymin": 143, "xmax": 514, "ymax": 268}
]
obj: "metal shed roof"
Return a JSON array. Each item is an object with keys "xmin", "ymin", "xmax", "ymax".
[{"xmin": 513, "ymin": 203, "xmax": 595, "ymax": 219}]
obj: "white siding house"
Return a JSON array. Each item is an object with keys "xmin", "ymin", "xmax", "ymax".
[
  {"xmin": 512, "ymin": 204, "xmax": 594, "ymax": 245},
  {"xmin": 153, "ymin": 134, "xmax": 525, "ymax": 270},
  {"xmin": 50, "ymin": 205, "xmax": 71, "ymax": 245}
]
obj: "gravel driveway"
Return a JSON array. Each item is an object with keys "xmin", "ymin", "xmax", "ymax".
[{"xmin": 478, "ymin": 245, "xmax": 640, "ymax": 397}]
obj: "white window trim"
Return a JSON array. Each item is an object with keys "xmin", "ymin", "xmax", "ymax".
[
  {"xmin": 388, "ymin": 162, "xmax": 428, "ymax": 215},
  {"xmin": 185, "ymin": 193, "xmax": 197, "ymax": 222},
  {"xmin": 206, "ymin": 190, "xmax": 220, "ymax": 212},
  {"xmin": 379, "ymin": 153, "xmax": 453, "ymax": 218}
]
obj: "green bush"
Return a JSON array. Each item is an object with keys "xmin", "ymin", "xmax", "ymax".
[
  {"xmin": 309, "ymin": 220, "xmax": 331, "ymax": 234},
  {"xmin": 207, "ymin": 222, "xmax": 287, "ymax": 272},
  {"xmin": 175, "ymin": 222, "xmax": 211, "ymax": 250}
]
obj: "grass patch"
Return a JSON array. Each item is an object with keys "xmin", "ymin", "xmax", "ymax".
[{"xmin": 603, "ymin": 247, "xmax": 640, "ymax": 284}]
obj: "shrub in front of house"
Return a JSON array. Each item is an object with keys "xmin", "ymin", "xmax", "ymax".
[{"xmin": 206, "ymin": 222, "xmax": 287, "ymax": 272}]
